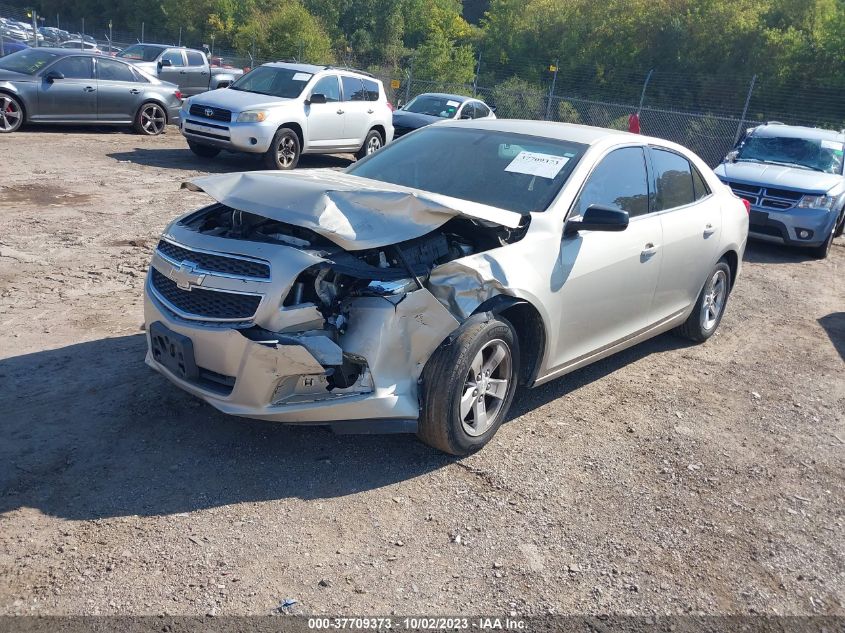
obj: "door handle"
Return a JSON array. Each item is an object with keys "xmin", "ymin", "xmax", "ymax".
[
  {"xmin": 367, "ymin": 109, "xmax": 374, "ymax": 114},
  {"xmin": 83, "ymin": 86, "xmax": 96, "ymax": 92},
  {"xmin": 641, "ymin": 243, "xmax": 659, "ymax": 257},
  {"xmin": 179, "ymin": 70, "xmax": 187, "ymax": 74},
  {"xmin": 703, "ymin": 223, "xmax": 717, "ymax": 236},
  {"xmin": 336, "ymin": 109, "xmax": 345, "ymax": 115},
  {"xmin": 129, "ymin": 88, "xmax": 141, "ymax": 94}
]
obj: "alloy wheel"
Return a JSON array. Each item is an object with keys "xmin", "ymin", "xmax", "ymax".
[
  {"xmin": 366, "ymin": 134, "xmax": 382, "ymax": 154},
  {"xmin": 276, "ymin": 135, "xmax": 297, "ymax": 168},
  {"xmin": 459, "ymin": 339, "xmax": 512, "ymax": 437},
  {"xmin": 140, "ymin": 103, "xmax": 166, "ymax": 135},
  {"xmin": 0, "ymin": 96, "xmax": 22, "ymax": 132},
  {"xmin": 700, "ymin": 269, "xmax": 728, "ymax": 331}
]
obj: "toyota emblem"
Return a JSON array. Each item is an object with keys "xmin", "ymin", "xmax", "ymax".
[{"xmin": 204, "ymin": 108, "xmax": 214, "ymax": 118}]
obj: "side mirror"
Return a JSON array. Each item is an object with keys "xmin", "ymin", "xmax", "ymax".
[
  {"xmin": 307, "ymin": 93, "xmax": 327, "ymax": 105},
  {"xmin": 725, "ymin": 150, "xmax": 739, "ymax": 163},
  {"xmin": 565, "ymin": 205, "xmax": 629, "ymax": 236},
  {"xmin": 158, "ymin": 58, "xmax": 172, "ymax": 68},
  {"xmin": 44, "ymin": 69, "xmax": 64, "ymax": 82}
]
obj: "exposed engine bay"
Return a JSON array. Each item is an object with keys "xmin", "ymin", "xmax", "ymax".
[{"xmin": 174, "ymin": 203, "xmax": 528, "ymax": 394}]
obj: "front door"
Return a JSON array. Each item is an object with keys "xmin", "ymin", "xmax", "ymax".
[
  {"xmin": 648, "ymin": 147, "xmax": 723, "ymax": 320},
  {"xmin": 35, "ymin": 55, "xmax": 96, "ymax": 121},
  {"xmin": 305, "ymin": 75, "xmax": 345, "ymax": 149},
  {"xmin": 158, "ymin": 49, "xmax": 185, "ymax": 88},
  {"xmin": 552, "ymin": 146, "xmax": 663, "ymax": 369}
]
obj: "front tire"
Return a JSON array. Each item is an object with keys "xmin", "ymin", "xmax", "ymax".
[
  {"xmin": 0, "ymin": 93, "xmax": 24, "ymax": 133},
  {"xmin": 188, "ymin": 141, "xmax": 221, "ymax": 158},
  {"xmin": 264, "ymin": 127, "xmax": 300, "ymax": 170},
  {"xmin": 810, "ymin": 221, "xmax": 837, "ymax": 259},
  {"xmin": 355, "ymin": 128, "xmax": 383, "ymax": 160},
  {"xmin": 134, "ymin": 102, "xmax": 167, "ymax": 136},
  {"xmin": 675, "ymin": 261, "xmax": 731, "ymax": 342},
  {"xmin": 417, "ymin": 318, "xmax": 519, "ymax": 456}
]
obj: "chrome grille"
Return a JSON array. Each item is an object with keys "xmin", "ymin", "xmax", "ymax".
[
  {"xmin": 725, "ymin": 181, "xmax": 803, "ymax": 211},
  {"xmin": 151, "ymin": 269, "xmax": 261, "ymax": 321},
  {"xmin": 157, "ymin": 240, "xmax": 270, "ymax": 279},
  {"xmin": 189, "ymin": 103, "xmax": 232, "ymax": 122}
]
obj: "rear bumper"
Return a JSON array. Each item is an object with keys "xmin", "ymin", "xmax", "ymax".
[{"xmin": 748, "ymin": 207, "xmax": 837, "ymax": 247}]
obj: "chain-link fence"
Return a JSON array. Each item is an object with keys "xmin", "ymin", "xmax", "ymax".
[{"xmin": 3, "ymin": 2, "xmax": 842, "ymax": 167}]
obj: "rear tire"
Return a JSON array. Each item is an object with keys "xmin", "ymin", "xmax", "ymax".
[
  {"xmin": 355, "ymin": 128, "xmax": 383, "ymax": 160},
  {"xmin": 417, "ymin": 318, "xmax": 519, "ymax": 456},
  {"xmin": 0, "ymin": 93, "xmax": 24, "ymax": 133},
  {"xmin": 188, "ymin": 142, "xmax": 221, "ymax": 158},
  {"xmin": 133, "ymin": 101, "xmax": 167, "ymax": 136},
  {"xmin": 263, "ymin": 127, "xmax": 300, "ymax": 170},
  {"xmin": 675, "ymin": 261, "xmax": 731, "ymax": 342}
]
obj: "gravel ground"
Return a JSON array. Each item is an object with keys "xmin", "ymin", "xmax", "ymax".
[{"xmin": 0, "ymin": 126, "xmax": 843, "ymax": 618}]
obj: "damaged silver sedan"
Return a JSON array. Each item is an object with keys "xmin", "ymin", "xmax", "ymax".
[{"xmin": 144, "ymin": 120, "xmax": 749, "ymax": 454}]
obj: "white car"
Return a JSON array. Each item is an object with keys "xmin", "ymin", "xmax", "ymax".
[
  {"xmin": 144, "ymin": 120, "xmax": 749, "ymax": 455},
  {"xmin": 178, "ymin": 62, "xmax": 394, "ymax": 169}
]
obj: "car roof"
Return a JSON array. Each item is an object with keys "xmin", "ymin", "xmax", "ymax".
[
  {"xmin": 19, "ymin": 48, "xmax": 136, "ymax": 62},
  {"xmin": 413, "ymin": 92, "xmax": 475, "ymax": 103},
  {"xmin": 263, "ymin": 61, "xmax": 326, "ymax": 74},
  {"xmin": 752, "ymin": 123, "xmax": 844, "ymax": 142},
  {"xmin": 436, "ymin": 119, "xmax": 634, "ymax": 145}
]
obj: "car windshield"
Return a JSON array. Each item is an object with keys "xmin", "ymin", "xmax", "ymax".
[
  {"xmin": 117, "ymin": 44, "xmax": 164, "ymax": 62},
  {"xmin": 0, "ymin": 49, "xmax": 59, "ymax": 74},
  {"xmin": 738, "ymin": 135, "xmax": 844, "ymax": 175},
  {"xmin": 348, "ymin": 127, "xmax": 587, "ymax": 214},
  {"xmin": 228, "ymin": 66, "xmax": 312, "ymax": 98},
  {"xmin": 402, "ymin": 95, "xmax": 462, "ymax": 118}
]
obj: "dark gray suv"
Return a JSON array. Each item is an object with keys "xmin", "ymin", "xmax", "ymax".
[{"xmin": 715, "ymin": 123, "xmax": 845, "ymax": 258}]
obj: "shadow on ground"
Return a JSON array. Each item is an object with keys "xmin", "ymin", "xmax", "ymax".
[
  {"xmin": 0, "ymin": 329, "xmax": 688, "ymax": 521},
  {"xmin": 107, "ymin": 147, "xmax": 355, "ymax": 173},
  {"xmin": 818, "ymin": 312, "xmax": 845, "ymax": 361},
  {"xmin": 742, "ymin": 239, "xmax": 833, "ymax": 264}
]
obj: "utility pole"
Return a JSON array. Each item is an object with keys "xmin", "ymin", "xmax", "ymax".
[
  {"xmin": 30, "ymin": 9, "xmax": 38, "ymax": 47},
  {"xmin": 472, "ymin": 50, "xmax": 482, "ymax": 97},
  {"xmin": 108, "ymin": 20, "xmax": 112, "ymax": 54},
  {"xmin": 81, "ymin": 17, "xmax": 85, "ymax": 49},
  {"xmin": 734, "ymin": 74, "xmax": 758, "ymax": 144},
  {"xmin": 404, "ymin": 54, "xmax": 415, "ymax": 105},
  {"xmin": 141, "ymin": 21, "xmax": 145, "ymax": 43},
  {"xmin": 178, "ymin": 27, "xmax": 182, "ymax": 46},
  {"xmin": 545, "ymin": 60, "xmax": 559, "ymax": 120}
]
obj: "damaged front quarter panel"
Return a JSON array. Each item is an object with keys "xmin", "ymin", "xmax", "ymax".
[{"xmin": 427, "ymin": 254, "xmax": 512, "ymax": 320}]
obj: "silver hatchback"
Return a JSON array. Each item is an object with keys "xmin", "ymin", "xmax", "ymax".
[{"xmin": 0, "ymin": 48, "xmax": 181, "ymax": 134}]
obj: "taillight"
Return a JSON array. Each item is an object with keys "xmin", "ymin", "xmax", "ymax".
[
  {"xmin": 386, "ymin": 101, "xmax": 394, "ymax": 111},
  {"xmin": 741, "ymin": 199, "xmax": 750, "ymax": 214},
  {"xmin": 174, "ymin": 90, "xmax": 182, "ymax": 100}
]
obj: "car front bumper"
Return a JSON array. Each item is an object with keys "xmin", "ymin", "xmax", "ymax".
[
  {"xmin": 748, "ymin": 206, "xmax": 838, "ymax": 247},
  {"xmin": 179, "ymin": 114, "xmax": 275, "ymax": 153}
]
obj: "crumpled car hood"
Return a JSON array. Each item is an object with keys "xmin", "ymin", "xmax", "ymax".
[{"xmin": 183, "ymin": 170, "xmax": 522, "ymax": 251}]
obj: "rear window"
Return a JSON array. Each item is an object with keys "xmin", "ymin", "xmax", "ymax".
[
  {"xmin": 652, "ymin": 148, "xmax": 696, "ymax": 211},
  {"xmin": 342, "ymin": 76, "xmax": 366, "ymax": 101},
  {"xmin": 186, "ymin": 51, "xmax": 205, "ymax": 66}
]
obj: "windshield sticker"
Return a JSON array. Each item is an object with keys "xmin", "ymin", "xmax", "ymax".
[
  {"xmin": 446, "ymin": 100, "xmax": 460, "ymax": 107},
  {"xmin": 505, "ymin": 151, "xmax": 570, "ymax": 179},
  {"xmin": 821, "ymin": 140, "xmax": 843, "ymax": 151},
  {"xmin": 292, "ymin": 72, "xmax": 312, "ymax": 81}
]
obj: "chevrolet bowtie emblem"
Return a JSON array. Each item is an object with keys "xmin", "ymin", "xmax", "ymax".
[{"xmin": 168, "ymin": 261, "xmax": 206, "ymax": 290}]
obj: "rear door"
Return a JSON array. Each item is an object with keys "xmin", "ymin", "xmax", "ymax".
[
  {"xmin": 340, "ymin": 75, "xmax": 370, "ymax": 147},
  {"xmin": 648, "ymin": 147, "xmax": 722, "ymax": 320},
  {"xmin": 35, "ymin": 55, "xmax": 96, "ymax": 121},
  {"xmin": 183, "ymin": 50, "xmax": 209, "ymax": 95},
  {"xmin": 158, "ymin": 49, "xmax": 185, "ymax": 88},
  {"xmin": 552, "ymin": 146, "xmax": 664, "ymax": 369},
  {"xmin": 305, "ymin": 74, "xmax": 345, "ymax": 149},
  {"xmin": 95, "ymin": 57, "xmax": 142, "ymax": 121}
]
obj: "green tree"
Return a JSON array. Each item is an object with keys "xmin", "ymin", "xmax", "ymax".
[{"xmin": 233, "ymin": 1, "xmax": 333, "ymax": 63}]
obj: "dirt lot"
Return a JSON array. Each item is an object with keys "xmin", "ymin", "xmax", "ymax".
[{"xmin": 0, "ymin": 126, "xmax": 843, "ymax": 619}]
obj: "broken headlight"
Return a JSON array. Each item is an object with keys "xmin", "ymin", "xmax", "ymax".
[{"xmin": 366, "ymin": 278, "xmax": 419, "ymax": 295}]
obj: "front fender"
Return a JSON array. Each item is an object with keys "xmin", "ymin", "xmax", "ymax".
[{"xmin": 209, "ymin": 73, "xmax": 237, "ymax": 89}]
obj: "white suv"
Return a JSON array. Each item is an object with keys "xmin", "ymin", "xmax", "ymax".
[{"xmin": 178, "ymin": 62, "xmax": 394, "ymax": 169}]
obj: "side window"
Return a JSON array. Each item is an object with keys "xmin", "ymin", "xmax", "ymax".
[
  {"xmin": 311, "ymin": 75, "xmax": 340, "ymax": 102},
  {"xmin": 362, "ymin": 78, "xmax": 380, "ymax": 101},
  {"xmin": 575, "ymin": 147, "xmax": 650, "ymax": 217},
  {"xmin": 691, "ymin": 164, "xmax": 711, "ymax": 200},
  {"xmin": 341, "ymin": 76, "xmax": 366, "ymax": 101},
  {"xmin": 459, "ymin": 102, "xmax": 475, "ymax": 119},
  {"xmin": 652, "ymin": 148, "xmax": 696, "ymax": 210},
  {"xmin": 130, "ymin": 67, "xmax": 149, "ymax": 83},
  {"xmin": 49, "ymin": 56, "xmax": 94, "ymax": 80},
  {"xmin": 161, "ymin": 50, "xmax": 185, "ymax": 67},
  {"xmin": 185, "ymin": 51, "xmax": 205, "ymax": 67},
  {"xmin": 475, "ymin": 102, "xmax": 490, "ymax": 118},
  {"xmin": 97, "ymin": 58, "xmax": 136, "ymax": 82}
]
